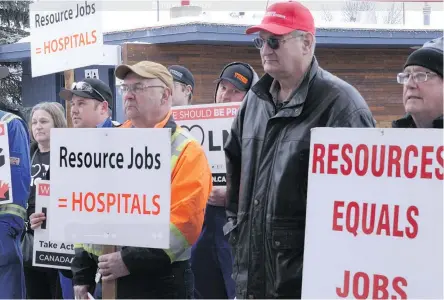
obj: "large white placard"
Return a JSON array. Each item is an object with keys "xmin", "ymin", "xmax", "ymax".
[
  {"xmin": 302, "ymin": 128, "xmax": 444, "ymax": 299},
  {"xmin": 49, "ymin": 128, "xmax": 171, "ymax": 249},
  {"xmin": 33, "ymin": 181, "xmax": 75, "ymax": 270},
  {"xmin": 30, "ymin": 1, "xmax": 104, "ymax": 77},
  {"xmin": 0, "ymin": 121, "xmax": 13, "ymax": 205},
  {"xmin": 172, "ymin": 102, "xmax": 241, "ymax": 187}
]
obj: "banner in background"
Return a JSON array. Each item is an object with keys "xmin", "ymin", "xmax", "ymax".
[{"xmin": 172, "ymin": 102, "xmax": 241, "ymax": 187}]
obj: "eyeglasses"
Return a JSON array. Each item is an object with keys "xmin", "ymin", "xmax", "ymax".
[
  {"xmin": 120, "ymin": 83, "xmax": 165, "ymax": 94},
  {"xmin": 253, "ymin": 34, "xmax": 302, "ymax": 50},
  {"xmin": 71, "ymin": 81, "xmax": 107, "ymax": 102},
  {"xmin": 397, "ymin": 72, "xmax": 438, "ymax": 84}
]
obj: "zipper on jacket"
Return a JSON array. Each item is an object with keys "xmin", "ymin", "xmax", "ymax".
[{"xmin": 261, "ymin": 124, "xmax": 285, "ymax": 297}]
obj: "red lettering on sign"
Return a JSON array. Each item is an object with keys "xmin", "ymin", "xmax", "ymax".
[
  {"xmin": 312, "ymin": 143, "xmax": 443, "ymax": 180},
  {"xmin": 67, "ymin": 192, "xmax": 162, "ymax": 215},
  {"xmin": 336, "ymin": 270, "xmax": 408, "ymax": 299},
  {"xmin": 332, "ymin": 200, "xmax": 418, "ymax": 239}
]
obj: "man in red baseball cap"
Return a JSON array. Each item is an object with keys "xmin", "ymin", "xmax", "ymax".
[{"xmin": 224, "ymin": 1, "xmax": 376, "ymax": 299}]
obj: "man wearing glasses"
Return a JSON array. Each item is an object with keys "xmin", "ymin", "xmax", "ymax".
[
  {"xmin": 71, "ymin": 61, "xmax": 212, "ymax": 299},
  {"xmin": 168, "ymin": 65, "xmax": 195, "ymax": 106},
  {"xmin": 223, "ymin": 1, "xmax": 375, "ymax": 299},
  {"xmin": 393, "ymin": 36, "xmax": 443, "ymax": 129}
]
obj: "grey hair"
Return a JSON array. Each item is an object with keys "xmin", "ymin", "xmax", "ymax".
[
  {"xmin": 29, "ymin": 101, "xmax": 67, "ymax": 142},
  {"xmin": 292, "ymin": 30, "xmax": 316, "ymax": 55}
]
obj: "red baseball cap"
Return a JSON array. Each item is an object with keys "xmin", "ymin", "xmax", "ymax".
[{"xmin": 246, "ymin": 1, "xmax": 315, "ymax": 36}]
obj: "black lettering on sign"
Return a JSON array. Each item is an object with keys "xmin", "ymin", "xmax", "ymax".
[
  {"xmin": 35, "ymin": 251, "xmax": 75, "ymax": 267},
  {"xmin": 212, "ymin": 173, "xmax": 226, "ymax": 186}
]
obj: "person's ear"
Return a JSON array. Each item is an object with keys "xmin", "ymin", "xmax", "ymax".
[
  {"xmin": 162, "ymin": 87, "xmax": 172, "ymax": 105},
  {"xmin": 185, "ymin": 85, "xmax": 192, "ymax": 96},
  {"xmin": 102, "ymin": 101, "xmax": 109, "ymax": 114},
  {"xmin": 301, "ymin": 33, "xmax": 314, "ymax": 55}
]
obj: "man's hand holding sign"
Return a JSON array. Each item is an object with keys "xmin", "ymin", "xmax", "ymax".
[
  {"xmin": 49, "ymin": 60, "xmax": 212, "ymax": 299},
  {"xmin": 97, "ymin": 252, "xmax": 129, "ymax": 281}
]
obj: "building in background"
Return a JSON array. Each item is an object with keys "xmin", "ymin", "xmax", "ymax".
[{"xmin": 0, "ymin": 21, "xmax": 440, "ymax": 127}]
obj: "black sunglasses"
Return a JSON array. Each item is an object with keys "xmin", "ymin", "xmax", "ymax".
[{"xmin": 253, "ymin": 34, "xmax": 302, "ymax": 50}]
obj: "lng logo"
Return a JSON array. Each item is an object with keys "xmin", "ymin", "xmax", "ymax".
[
  {"xmin": 181, "ymin": 125, "xmax": 205, "ymax": 146},
  {"xmin": 0, "ymin": 124, "xmax": 5, "ymax": 136},
  {"xmin": 38, "ymin": 183, "xmax": 50, "ymax": 196}
]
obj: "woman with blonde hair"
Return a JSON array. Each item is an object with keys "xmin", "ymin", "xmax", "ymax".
[{"xmin": 22, "ymin": 102, "xmax": 67, "ymax": 299}]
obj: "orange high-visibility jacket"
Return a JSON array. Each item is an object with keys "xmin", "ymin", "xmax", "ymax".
[
  {"xmin": 72, "ymin": 111, "xmax": 212, "ymax": 282},
  {"xmin": 119, "ymin": 111, "xmax": 212, "ymax": 262}
]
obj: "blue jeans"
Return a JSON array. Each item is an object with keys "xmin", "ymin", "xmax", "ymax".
[
  {"xmin": 59, "ymin": 272, "xmax": 74, "ymax": 299},
  {"xmin": 191, "ymin": 205, "xmax": 236, "ymax": 299}
]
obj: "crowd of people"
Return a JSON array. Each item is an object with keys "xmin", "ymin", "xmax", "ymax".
[{"xmin": 0, "ymin": 0, "xmax": 442, "ymax": 299}]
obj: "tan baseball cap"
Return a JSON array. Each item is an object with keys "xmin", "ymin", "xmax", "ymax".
[{"xmin": 115, "ymin": 61, "xmax": 174, "ymax": 91}]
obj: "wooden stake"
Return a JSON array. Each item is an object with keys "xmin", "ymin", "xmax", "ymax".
[
  {"xmin": 63, "ymin": 70, "xmax": 74, "ymax": 128},
  {"xmin": 102, "ymin": 245, "xmax": 117, "ymax": 299}
]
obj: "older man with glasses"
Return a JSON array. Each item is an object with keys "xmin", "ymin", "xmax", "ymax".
[
  {"xmin": 393, "ymin": 36, "xmax": 443, "ymax": 129},
  {"xmin": 223, "ymin": 1, "xmax": 375, "ymax": 299}
]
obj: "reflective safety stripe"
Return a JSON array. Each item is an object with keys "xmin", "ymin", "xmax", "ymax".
[
  {"xmin": 166, "ymin": 127, "xmax": 196, "ymax": 262},
  {"xmin": 79, "ymin": 126, "xmax": 196, "ymax": 261},
  {"xmin": 75, "ymin": 243, "xmax": 105, "ymax": 257},
  {"xmin": 164, "ymin": 223, "xmax": 191, "ymax": 262},
  {"xmin": 171, "ymin": 127, "xmax": 195, "ymax": 170},
  {"xmin": 0, "ymin": 203, "xmax": 27, "ymax": 219},
  {"xmin": 0, "ymin": 112, "xmax": 20, "ymax": 123}
]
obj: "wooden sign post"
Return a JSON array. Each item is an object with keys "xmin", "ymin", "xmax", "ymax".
[
  {"xmin": 63, "ymin": 70, "xmax": 74, "ymax": 128},
  {"xmin": 102, "ymin": 245, "xmax": 117, "ymax": 299}
]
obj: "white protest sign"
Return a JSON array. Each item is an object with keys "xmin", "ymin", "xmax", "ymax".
[
  {"xmin": 172, "ymin": 102, "xmax": 241, "ymax": 187},
  {"xmin": 30, "ymin": 1, "xmax": 104, "ymax": 77},
  {"xmin": 49, "ymin": 128, "xmax": 171, "ymax": 249},
  {"xmin": 33, "ymin": 181, "xmax": 75, "ymax": 270},
  {"xmin": 0, "ymin": 122, "xmax": 13, "ymax": 205},
  {"xmin": 302, "ymin": 128, "xmax": 444, "ymax": 299}
]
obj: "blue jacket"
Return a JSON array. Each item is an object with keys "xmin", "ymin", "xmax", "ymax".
[
  {"xmin": 98, "ymin": 117, "xmax": 115, "ymax": 128},
  {"xmin": 0, "ymin": 110, "xmax": 31, "ymax": 232}
]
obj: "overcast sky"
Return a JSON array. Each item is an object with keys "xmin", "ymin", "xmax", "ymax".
[{"xmin": 100, "ymin": 0, "xmax": 443, "ymax": 32}]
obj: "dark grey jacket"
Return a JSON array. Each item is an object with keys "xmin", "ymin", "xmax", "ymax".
[{"xmin": 224, "ymin": 57, "xmax": 375, "ymax": 299}]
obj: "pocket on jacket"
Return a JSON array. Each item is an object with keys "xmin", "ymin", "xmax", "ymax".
[{"xmin": 270, "ymin": 227, "xmax": 304, "ymax": 252}]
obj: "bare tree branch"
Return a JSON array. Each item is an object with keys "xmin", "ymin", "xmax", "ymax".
[
  {"xmin": 342, "ymin": 1, "xmax": 376, "ymax": 23},
  {"xmin": 0, "ymin": 1, "xmax": 31, "ymax": 106},
  {"xmin": 321, "ymin": 4, "xmax": 333, "ymax": 22},
  {"xmin": 384, "ymin": 3, "xmax": 403, "ymax": 24}
]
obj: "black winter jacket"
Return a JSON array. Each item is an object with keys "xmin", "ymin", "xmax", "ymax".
[{"xmin": 224, "ymin": 57, "xmax": 376, "ymax": 299}]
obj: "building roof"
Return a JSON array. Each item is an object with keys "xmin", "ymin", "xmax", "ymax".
[{"xmin": 0, "ymin": 22, "xmax": 441, "ymax": 62}]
